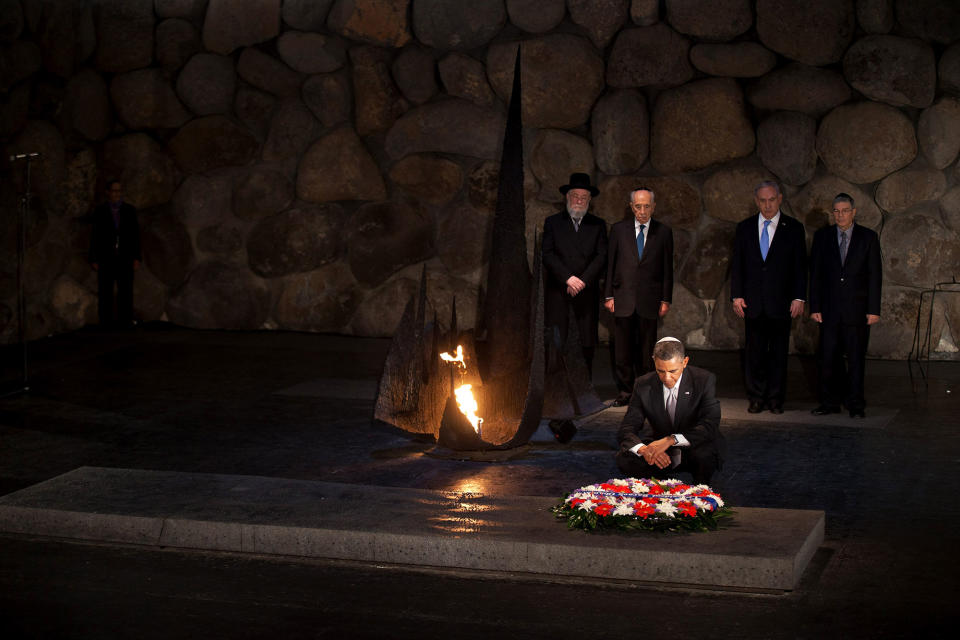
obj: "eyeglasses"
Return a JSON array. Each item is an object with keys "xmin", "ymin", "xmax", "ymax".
[
  {"xmin": 568, "ymin": 193, "xmax": 590, "ymax": 202},
  {"xmin": 832, "ymin": 208, "xmax": 853, "ymax": 215}
]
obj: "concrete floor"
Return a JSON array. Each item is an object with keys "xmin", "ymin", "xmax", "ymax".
[{"xmin": 0, "ymin": 324, "xmax": 957, "ymax": 639}]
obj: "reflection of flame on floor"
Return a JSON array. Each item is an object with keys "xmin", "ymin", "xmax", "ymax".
[{"xmin": 440, "ymin": 346, "xmax": 483, "ymax": 433}]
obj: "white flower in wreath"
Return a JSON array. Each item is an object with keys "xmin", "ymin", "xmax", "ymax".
[
  {"xmin": 655, "ymin": 501, "xmax": 678, "ymax": 517},
  {"xmin": 612, "ymin": 503, "xmax": 634, "ymax": 516},
  {"xmin": 577, "ymin": 499, "xmax": 596, "ymax": 512}
]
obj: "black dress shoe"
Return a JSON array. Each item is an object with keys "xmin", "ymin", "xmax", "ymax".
[
  {"xmin": 769, "ymin": 405, "xmax": 784, "ymax": 414},
  {"xmin": 849, "ymin": 409, "xmax": 865, "ymax": 418},
  {"xmin": 612, "ymin": 395, "xmax": 631, "ymax": 407},
  {"xmin": 811, "ymin": 405, "xmax": 841, "ymax": 415},
  {"xmin": 747, "ymin": 400, "xmax": 764, "ymax": 413}
]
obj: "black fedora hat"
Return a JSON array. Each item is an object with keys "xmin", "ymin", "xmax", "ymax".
[{"xmin": 559, "ymin": 172, "xmax": 599, "ymax": 196}]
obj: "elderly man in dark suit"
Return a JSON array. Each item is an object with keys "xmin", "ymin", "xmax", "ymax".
[
  {"xmin": 615, "ymin": 337, "xmax": 724, "ymax": 485},
  {"xmin": 542, "ymin": 173, "xmax": 608, "ymax": 377},
  {"xmin": 731, "ymin": 181, "xmax": 807, "ymax": 414},
  {"xmin": 809, "ymin": 193, "xmax": 882, "ymax": 418},
  {"xmin": 604, "ymin": 187, "xmax": 673, "ymax": 406},
  {"xmin": 89, "ymin": 180, "xmax": 141, "ymax": 328}
]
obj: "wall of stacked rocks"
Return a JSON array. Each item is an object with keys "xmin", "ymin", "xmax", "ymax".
[{"xmin": 1, "ymin": 0, "xmax": 959, "ymax": 359}]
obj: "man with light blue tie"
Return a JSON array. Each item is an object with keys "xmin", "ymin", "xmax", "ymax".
[
  {"xmin": 604, "ymin": 188, "xmax": 674, "ymax": 406},
  {"xmin": 730, "ymin": 181, "xmax": 807, "ymax": 414}
]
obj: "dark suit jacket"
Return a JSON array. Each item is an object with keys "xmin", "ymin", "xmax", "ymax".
[
  {"xmin": 617, "ymin": 365, "xmax": 725, "ymax": 464},
  {"xmin": 542, "ymin": 211, "xmax": 608, "ymax": 345},
  {"xmin": 809, "ymin": 223, "xmax": 882, "ymax": 324},
  {"xmin": 730, "ymin": 212, "xmax": 807, "ymax": 319},
  {"xmin": 604, "ymin": 218, "xmax": 673, "ymax": 319},
  {"xmin": 89, "ymin": 202, "xmax": 141, "ymax": 267}
]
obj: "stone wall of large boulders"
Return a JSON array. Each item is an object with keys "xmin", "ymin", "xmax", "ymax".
[{"xmin": 1, "ymin": 0, "xmax": 959, "ymax": 359}]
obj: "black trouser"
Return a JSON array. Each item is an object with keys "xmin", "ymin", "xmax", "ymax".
[
  {"xmin": 615, "ymin": 446, "xmax": 719, "ymax": 485},
  {"xmin": 97, "ymin": 261, "xmax": 134, "ymax": 327},
  {"xmin": 744, "ymin": 315, "xmax": 791, "ymax": 406},
  {"xmin": 613, "ymin": 314, "xmax": 657, "ymax": 395},
  {"xmin": 818, "ymin": 321, "xmax": 870, "ymax": 411}
]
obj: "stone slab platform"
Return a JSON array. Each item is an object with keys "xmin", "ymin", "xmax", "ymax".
[{"xmin": 0, "ymin": 467, "xmax": 824, "ymax": 592}]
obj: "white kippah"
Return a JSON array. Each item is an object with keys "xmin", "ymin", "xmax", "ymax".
[{"xmin": 656, "ymin": 336, "xmax": 681, "ymax": 344}]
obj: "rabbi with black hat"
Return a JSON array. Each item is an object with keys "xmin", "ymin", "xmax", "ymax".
[{"xmin": 542, "ymin": 172, "xmax": 608, "ymax": 379}]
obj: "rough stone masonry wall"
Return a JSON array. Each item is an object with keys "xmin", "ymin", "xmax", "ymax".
[{"xmin": 1, "ymin": 0, "xmax": 959, "ymax": 359}]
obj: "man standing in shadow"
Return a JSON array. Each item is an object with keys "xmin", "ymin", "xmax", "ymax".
[
  {"xmin": 89, "ymin": 180, "xmax": 141, "ymax": 329},
  {"xmin": 542, "ymin": 173, "xmax": 608, "ymax": 379},
  {"xmin": 605, "ymin": 188, "xmax": 673, "ymax": 406},
  {"xmin": 809, "ymin": 193, "xmax": 882, "ymax": 418},
  {"xmin": 730, "ymin": 181, "xmax": 807, "ymax": 414}
]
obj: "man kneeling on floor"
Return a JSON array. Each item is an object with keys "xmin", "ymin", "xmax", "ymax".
[{"xmin": 615, "ymin": 337, "xmax": 726, "ymax": 485}]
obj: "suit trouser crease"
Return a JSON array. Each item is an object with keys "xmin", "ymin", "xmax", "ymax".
[{"xmin": 744, "ymin": 315, "xmax": 791, "ymax": 404}]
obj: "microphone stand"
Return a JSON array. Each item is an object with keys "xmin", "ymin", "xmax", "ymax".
[{"xmin": 2, "ymin": 153, "xmax": 36, "ymax": 397}]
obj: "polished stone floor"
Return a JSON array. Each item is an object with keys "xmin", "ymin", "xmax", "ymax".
[{"xmin": 0, "ymin": 324, "xmax": 957, "ymax": 639}]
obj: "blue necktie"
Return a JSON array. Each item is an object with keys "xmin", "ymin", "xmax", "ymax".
[
  {"xmin": 760, "ymin": 219, "xmax": 770, "ymax": 261},
  {"xmin": 636, "ymin": 224, "xmax": 645, "ymax": 259}
]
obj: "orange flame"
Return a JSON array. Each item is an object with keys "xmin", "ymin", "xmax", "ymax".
[{"xmin": 440, "ymin": 345, "xmax": 482, "ymax": 433}]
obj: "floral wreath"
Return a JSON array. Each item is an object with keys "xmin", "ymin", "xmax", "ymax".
[{"xmin": 551, "ymin": 477, "xmax": 733, "ymax": 532}]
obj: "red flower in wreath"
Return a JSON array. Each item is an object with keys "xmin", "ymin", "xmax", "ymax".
[
  {"xmin": 600, "ymin": 483, "xmax": 629, "ymax": 493},
  {"xmin": 675, "ymin": 501, "xmax": 697, "ymax": 517},
  {"xmin": 594, "ymin": 503, "xmax": 615, "ymax": 516},
  {"xmin": 633, "ymin": 503, "xmax": 655, "ymax": 518}
]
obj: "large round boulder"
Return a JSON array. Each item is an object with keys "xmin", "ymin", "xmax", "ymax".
[
  {"xmin": 176, "ymin": 53, "xmax": 236, "ymax": 116},
  {"xmin": 665, "ymin": 0, "xmax": 752, "ymax": 41},
  {"xmin": 349, "ymin": 45, "xmax": 407, "ymax": 136},
  {"xmin": 436, "ymin": 204, "xmax": 494, "ymax": 278},
  {"xmin": 168, "ymin": 115, "xmax": 259, "ymax": 174},
  {"xmin": 297, "ymin": 126, "xmax": 387, "ymax": 203},
  {"xmin": 437, "ymin": 53, "xmax": 496, "ymax": 107},
  {"xmin": 392, "ymin": 46, "xmax": 438, "ymax": 106},
  {"xmin": 50, "ymin": 276, "xmax": 97, "ymax": 331},
  {"xmin": 591, "ymin": 89, "xmax": 648, "ymax": 176},
  {"xmin": 568, "ymin": 0, "xmax": 628, "ymax": 49},
  {"xmin": 867, "ymin": 285, "xmax": 919, "ymax": 359},
  {"xmin": 166, "ymin": 261, "xmax": 271, "ymax": 329},
  {"xmin": 530, "ymin": 130, "xmax": 594, "ymax": 203},
  {"xmin": 233, "ymin": 167, "xmax": 295, "ymax": 221},
  {"xmin": 389, "ymin": 154, "xmax": 463, "ymax": 205},
  {"xmin": 34, "ymin": 0, "xmax": 95, "ymax": 78},
  {"xmin": 677, "ymin": 221, "xmax": 736, "ymax": 299},
  {"xmin": 792, "ymin": 175, "xmax": 882, "ymax": 231},
  {"xmin": 141, "ymin": 206, "xmax": 195, "ymax": 287},
  {"xmin": 384, "ymin": 99, "xmax": 505, "ymax": 160},
  {"xmin": 277, "ymin": 31, "xmax": 346, "ymax": 74},
  {"xmin": 273, "ymin": 261, "xmax": 363, "ymax": 332},
  {"xmin": 856, "ymin": 0, "xmax": 894, "ymax": 34},
  {"xmin": 896, "ymin": 0, "xmax": 960, "ymax": 45},
  {"xmin": 660, "ymin": 283, "xmax": 708, "ymax": 346},
  {"xmin": 346, "ymin": 201, "xmax": 435, "ymax": 286},
  {"xmin": 110, "ymin": 69, "xmax": 191, "ymax": 129},
  {"xmin": 702, "ymin": 163, "xmax": 777, "ymax": 223},
  {"xmin": 506, "ymin": 0, "xmax": 565, "ymax": 33},
  {"xmin": 93, "ymin": 0, "xmax": 154, "ymax": 73},
  {"xmin": 413, "ymin": 0, "xmax": 506, "ymax": 51},
  {"xmin": 282, "ymin": 0, "xmax": 334, "ymax": 30},
  {"xmin": 302, "ymin": 71, "xmax": 353, "ymax": 127},
  {"xmin": 816, "ymin": 102, "xmax": 917, "ymax": 185},
  {"xmin": 941, "ymin": 43, "xmax": 960, "ymax": 96},
  {"xmin": 236, "ymin": 47, "xmax": 303, "ymax": 98},
  {"xmin": 690, "ymin": 42, "xmax": 777, "ymax": 78},
  {"xmin": 756, "ymin": 0, "xmax": 855, "ymax": 66},
  {"xmin": 650, "ymin": 78, "xmax": 755, "ymax": 174},
  {"xmin": 102, "ymin": 134, "xmax": 180, "ymax": 209},
  {"xmin": 154, "ymin": 18, "xmax": 201, "ymax": 72},
  {"xmin": 61, "ymin": 68, "xmax": 112, "ymax": 141},
  {"xmin": 202, "ymin": 0, "xmax": 281, "ymax": 54},
  {"xmin": 918, "ymin": 98, "xmax": 960, "ymax": 170},
  {"xmin": 881, "ymin": 204, "xmax": 960, "ymax": 288},
  {"xmin": 262, "ymin": 98, "xmax": 321, "ymax": 163},
  {"xmin": 172, "ymin": 170, "xmax": 240, "ymax": 229},
  {"xmin": 756, "ymin": 111, "xmax": 817, "ymax": 187},
  {"xmin": 746, "ymin": 63, "xmax": 852, "ymax": 116},
  {"xmin": 876, "ymin": 168, "xmax": 947, "ymax": 215},
  {"xmin": 327, "ymin": 0, "xmax": 411, "ymax": 48},
  {"xmin": 487, "ymin": 35, "xmax": 604, "ymax": 129},
  {"xmin": 607, "ymin": 24, "xmax": 693, "ymax": 88},
  {"xmin": 247, "ymin": 204, "xmax": 345, "ymax": 277},
  {"xmin": 842, "ymin": 35, "xmax": 936, "ymax": 108},
  {"xmin": 234, "ymin": 86, "xmax": 276, "ymax": 140}
]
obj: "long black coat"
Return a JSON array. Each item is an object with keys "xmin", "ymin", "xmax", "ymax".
[
  {"xmin": 730, "ymin": 213, "xmax": 807, "ymax": 319},
  {"xmin": 88, "ymin": 202, "xmax": 141, "ymax": 267},
  {"xmin": 604, "ymin": 217, "xmax": 673, "ymax": 319},
  {"xmin": 542, "ymin": 211, "xmax": 608, "ymax": 347},
  {"xmin": 809, "ymin": 223, "xmax": 882, "ymax": 324}
]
